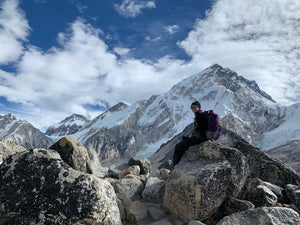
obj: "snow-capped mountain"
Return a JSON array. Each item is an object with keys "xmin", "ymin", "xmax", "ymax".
[
  {"xmin": 69, "ymin": 64, "xmax": 296, "ymax": 167},
  {"xmin": 0, "ymin": 114, "xmax": 54, "ymax": 149},
  {"xmin": 46, "ymin": 114, "xmax": 90, "ymax": 138}
]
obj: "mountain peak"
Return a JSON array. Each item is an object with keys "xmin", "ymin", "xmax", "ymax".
[
  {"xmin": 46, "ymin": 114, "xmax": 90, "ymax": 137},
  {"xmin": 61, "ymin": 114, "xmax": 89, "ymax": 124},
  {"xmin": 188, "ymin": 64, "xmax": 275, "ymax": 103}
]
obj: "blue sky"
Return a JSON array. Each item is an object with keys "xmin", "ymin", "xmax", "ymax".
[{"xmin": 0, "ymin": 0, "xmax": 299, "ymax": 130}]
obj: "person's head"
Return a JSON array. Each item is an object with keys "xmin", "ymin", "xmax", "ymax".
[{"xmin": 190, "ymin": 101, "xmax": 201, "ymax": 113}]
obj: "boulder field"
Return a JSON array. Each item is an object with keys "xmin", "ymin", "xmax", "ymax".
[{"xmin": 0, "ymin": 137, "xmax": 299, "ymax": 225}]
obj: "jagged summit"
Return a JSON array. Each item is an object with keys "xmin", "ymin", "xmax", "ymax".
[
  {"xmin": 172, "ymin": 64, "xmax": 275, "ymax": 103},
  {"xmin": 210, "ymin": 64, "xmax": 275, "ymax": 102},
  {"xmin": 60, "ymin": 114, "xmax": 88, "ymax": 124},
  {"xmin": 46, "ymin": 114, "xmax": 90, "ymax": 137}
]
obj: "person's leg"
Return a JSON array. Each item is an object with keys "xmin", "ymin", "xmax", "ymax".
[{"xmin": 173, "ymin": 137, "xmax": 202, "ymax": 166}]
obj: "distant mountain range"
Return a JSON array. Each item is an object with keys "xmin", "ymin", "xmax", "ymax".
[{"xmin": 1, "ymin": 64, "xmax": 299, "ymax": 173}]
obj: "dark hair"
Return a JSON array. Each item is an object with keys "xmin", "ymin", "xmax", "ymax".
[{"xmin": 191, "ymin": 101, "xmax": 201, "ymax": 109}]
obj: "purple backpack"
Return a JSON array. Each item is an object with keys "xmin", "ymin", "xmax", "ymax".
[{"xmin": 203, "ymin": 110, "xmax": 222, "ymax": 140}]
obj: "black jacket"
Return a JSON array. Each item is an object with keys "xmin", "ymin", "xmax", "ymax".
[{"xmin": 194, "ymin": 111, "xmax": 208, "ymax": 140}]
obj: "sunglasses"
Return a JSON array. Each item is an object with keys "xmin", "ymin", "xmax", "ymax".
[{"xmin": 190, "ymin": 105, "xmax": 198, "ymax": 109}]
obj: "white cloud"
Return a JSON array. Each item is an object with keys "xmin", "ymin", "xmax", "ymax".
[
  {"xmin": 164, "ymin": 25, "xmax": 179, "ymax": 35},
  {"xmin": 0, "ymin": 0, "xmax": 30, "ymax": 64},
  {"xmin": 145, "ymin": 36, "xmax": 161, "ymax": 42},
  {"xmin": 179, "ymin": 0, "xmax": 300, "ymax": 104},
  {"xmin": 0, "ymin": 18, "xmax": 189, "ymax": 128},
  {"xmin": 114, "ymin": 0, "xmax": 156, "ymax": 18},
  {"xmin": 114, "ymin": 47, "xmax": 131, "ymax": 56}
]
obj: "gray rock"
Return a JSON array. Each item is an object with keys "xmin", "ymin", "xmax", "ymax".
[
  {"xmin": 50, "ymin": 136, "xmax": 93, "ymax": 174},
  {"xmin": 142, "ymin": 177, "xmax": 166, "ymax": 203},
  {"xmin": 125, "ymin": 201, "xmax": 148, "ymax": 224},
  {"xmin": 251, "ymin": 178, "xmax": 284, "ymax": 200},
  {"xmin": 224, "ymin": 197, "xmax": 255, "ymax": 215},
  {"xmin": 285, "ymin": 184, "xmax": 300, "ymax": 209},
  {"xmin": 158, "ymin": 160, "xmax": 174, "ymax": 170},
  {"xmin": 0, "ymin": 148, "xmax": 121, "ymax": 225},
  {"xmin": 163, "ymin": 142, "xmax": 249, "ymax": 222},
  {"xmin": 232, "ymin": 141, "xmax": 300, "ymax": 187},
  {"xmin": 112, "ymin": 177, "xmax": 145, "ymax": 201},
  {"xmin": 156, "ymin": 168, "xmax": 171, "ymax": 181},
  {"xmin": 150, "ymin": 219, "xmax": 173, "ymax": 225},
  {"xmin": 129, "ymin": 157, "xmax": 151, "ymax": 175},
  {"xmin": 283, "ymin": 204, "xmax": 300, "ymax": 214},
  {"xmin": 148, "ymin": 207, "xmax": 166, "ymax": 221},
  {"xmin": 216, "ymin": 207, "xmax": 300, "ymax": 225},
  {"xmin": 249, "ymin": 185, "xmax": 278, "ymax": 207}
]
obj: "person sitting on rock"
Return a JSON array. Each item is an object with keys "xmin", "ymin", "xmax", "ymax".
[{"xmin": 173, "ymin": 101, "xmax": 209, "ymax": 166}]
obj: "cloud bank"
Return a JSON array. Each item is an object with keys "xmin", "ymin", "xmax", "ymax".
[
  {"xmin": 114, "ymin": 0, "xmax": 156, "ymax": 18},
  {"xmin": 0, "ymin": 0, "xmax": 299, "ymax": 129},
  {"xmin": 179, "ymin": 0, "xmax": 300, "ymax": 104}
]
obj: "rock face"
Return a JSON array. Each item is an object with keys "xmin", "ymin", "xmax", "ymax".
[
  {"xmin": 50, "ymin": 136, "xmax": 93, "ymax": 174},
  {"xmin": 0, "ymin": 148, "xmax": 121, "ymax": 225},
  {"xmin": 232, "ymin": 141, "xmax": 300, "ymax": 187},
  {"xmin": 0, "ymin": 140, "xmax": 26, "ymax": 164},
  {"xmin": 216, "ymin": 207, "xmax": 300, "ymax": 225},
  {"xmin": 163, "ymin": 142, "xmax": 249, "ymax": 222}
]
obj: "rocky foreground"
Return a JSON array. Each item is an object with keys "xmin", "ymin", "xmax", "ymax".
[{"xmin": 0, "ymin": 138, "xmax": 300, "ymax": 225}]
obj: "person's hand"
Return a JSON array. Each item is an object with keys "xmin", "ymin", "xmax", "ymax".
[{"xmin": 209, "ymin": 139, "xmax": 216, "ymax": 142}]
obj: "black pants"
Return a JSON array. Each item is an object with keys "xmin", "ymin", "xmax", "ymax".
[{"xmin": 173, "ymin": 137, "xmax": 204, "ymax": 166}]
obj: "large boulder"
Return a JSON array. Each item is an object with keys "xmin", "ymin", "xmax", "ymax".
[
  {"xmin": 163, "ymin": 142, "xmax": 249, "ymax": 222},
  {"xmin": 50, "ymin": 136, "xmax": 93, "ymax": 174},
  {"xmin": 111, "ymin": 177, "xmax": 145, "ymax": 201},
  {"xmin": 217, "ymin": 207, "xmax": 300, "ymax": 225},
  {"xmin": 232, "ymin": 141, "xmax": 300, "ymax": 186},
  {"xmin": 0, "ymin": 148, "xmax": 121, "ymax": 225}
]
